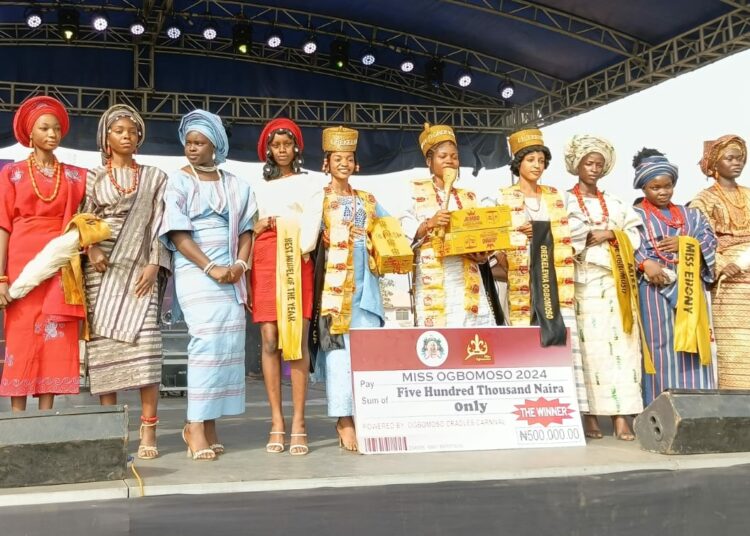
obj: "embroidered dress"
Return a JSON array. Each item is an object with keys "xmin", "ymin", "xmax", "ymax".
[
  {"xmin": 81, "ymin": 165, "xmax": 170, "ymax": 395},
  {"xmin": 635, "ymin": 204, "xmax": 717, "ymax": 405},
  {"xmin": 495, "ymin": 185, "xmax": 587, "ymax": 412},
  {"xmin": 316, "ymin": 188, "xmax": 386, "ymax": 416},
  {"xmin": 567, "ymin": 191, "xmax": 643, "ymax": 415},
  {"xmin": 691, "ymin": 185, "xmax": 750, "ymax": 388},
  {"xmin": 0, "ymin": 161, "xmax": 86, "ymax": 396},
  {"xmin": 401, "ymin": 180, "xmax": 493, "ymax": 327},
  {"xmin": 160, "ymin": 170, "xmax": 256, "ymax": 421}
]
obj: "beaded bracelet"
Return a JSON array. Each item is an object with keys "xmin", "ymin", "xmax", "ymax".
[
  {"xmin": 0, "ymin": 275, "xmax": 8, "ymax": 283},
  {"xmin": 203, "ymin": 261, "xmax": 217, "ymax": 274},
  {"xmin": 233, "ymin": 259, "xmax": 249, "ymax": 273}
]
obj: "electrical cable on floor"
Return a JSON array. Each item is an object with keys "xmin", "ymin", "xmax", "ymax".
[{"xmin": 128, "ymin": 455, "xmax": 145, "ymax": 497}]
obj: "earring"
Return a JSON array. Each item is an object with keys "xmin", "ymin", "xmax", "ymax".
[{"xmin": 29, "ymin": 135, "xmax": 33, "ymax": 148}]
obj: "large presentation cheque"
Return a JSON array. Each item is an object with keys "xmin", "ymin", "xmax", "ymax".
[{"xmin": 350, "ymin": 326, "xmax": 585, "ymax": 454}]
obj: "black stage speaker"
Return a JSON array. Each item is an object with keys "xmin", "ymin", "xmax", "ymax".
[
  {"xmin": 634, "ymin": 389, "xmax": 750, "ymax": 454},
  {"xmin": 0, "ymin": 405, "xmax": 128, "ymax": 488}
]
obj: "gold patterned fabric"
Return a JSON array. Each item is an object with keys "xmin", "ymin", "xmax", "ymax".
[
  {"xmin": 508, "ymin": 129, "xmax": 544, "ymax": 156},
  {"xmin": 692, "ymin": 185, "xmax": 750, "ymax": 388},
  {"xmin": 418, "ymin": 123, "xmax": 456, "ymax": 156}
]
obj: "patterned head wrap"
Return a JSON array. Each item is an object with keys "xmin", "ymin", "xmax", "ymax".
[
  {"xmin": 564, "ymin": 134, "xmax": 616, "ymax": 177},
  {"xmin": 699, "ymin": 134, "xmax": 747, "ymax": 178},
  {"xmin": 257, "ymin": 118, "xmax": 304, "ymax": 162},
  {"xmin": 13, "ymin": 95, "xmax": 70, "ymax": 147},
  {"xmin": 97, "ymin": 104, "xmax": 146, "ymax": 163},
  {"xmin": 419, "ymin": 123, "xmax": 456, "ymax": 156},
  {"xmin": 178, "ymin": 109, "xmax": 229, "ymax": 164},
  {"xmin": 633, "ymin": 155, "xmax": 679, "ymax": 189}
]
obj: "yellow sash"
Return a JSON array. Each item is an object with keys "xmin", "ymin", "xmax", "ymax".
[
  {"xmin": 610, "ymin": 230, "xmax": 655, "ymax": 374},
  {"xmin": 674, "ymin": 236, "xmax": 712, "ymax": 366},
  {"xmin": 275, "ymin": 217, "xmax": 303, "ymax": 360},
  {"xmin": 411, "ymin": 179, "xmax": 481, "ymax": 327},
  {"xmin": 502, "ymin": 185, "xmax": 574, "ymax": 326},
  {"xmin": 320, "ymin": 187, "xmax": 377, "ymax": 334}
]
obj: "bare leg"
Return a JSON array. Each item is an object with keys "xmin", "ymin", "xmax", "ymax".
[
  {"xmin": 583, "ymin": 414, "xmax": 603, "ymax": 439},
  {"xmin": 37, "ymin": 394, "xmax": 54, "ymax": 410},
  {"xmin": 99, "ymin": 393, "xmax": 117, "ymax": 406},
  {"xmin": 183, "ymin": 421, "xmax": 214, "ymax": 460},
  {"xmin": 289, "ymin": 319, "xmax": 310, "ymax": 454},
  {"xmin": 612, "ymin": 415, "xmax": 635, "ymax": 441},
  {"xmin": 10, "ymin": 396, "xmax": 27, "ymax": 412},
  {"xmin": 336, "ymin": 416, "xmax": 358, "ymax": 451},
  {"xmin": 139, "ymin": 384, "xmax": 159, "ymax": 450},
  {"xmin": 260, "ymin": 322, "xmax": 285, "ymax": 451}
]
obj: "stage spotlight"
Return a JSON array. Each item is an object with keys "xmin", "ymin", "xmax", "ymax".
[
  {"xmin": 165, "ymin": 17, "xmax": 182, "ymax": 39},
  {"xmin": 360, "ymin": 47, "xmax": 376, "ymax": 66},
  {"xmin": 400, "ymin": 54, "xmax": 415, "ymax": 73},
  {"xmin": 498, "ymin": 79, "xmax": 515, "ymax": 99},
  {"xmin": 232, "ymin": 22, "xmax": 252, "ymax": 54},
  {"xmin": 130, "ymin": 15, "xmax": 146, "ymax": 36},
  {"xmin": 202, "ymin": 20, "xmax": 217, "ymax": 41},
  {"xmin": 91, "ymin": 10, "xmax": 109, "ymax": 32},
  {"xmin": 302, "ymin": 34, "xmax": 317, "ymax": 54},
  {"xmin": 329, "ymin": 39, "xmax": 349, "ymax": 70},
  {"xmin": 25, "ymin": 7, "xmax": 43, "ymax": 29},
  {"xmin": 424, "ymin": 58, "xmax": 444, "ymax": 88},
  {"xmin": 266, "ymin": 27, "xmax": 282, "ymax": 48},
  {"xmin": 57, "ymin": 8, "xmax": 79, "ymax": 41},
  {"xmin": 457, "ymin": 66, "xmax": 472, "ymax": 88}
]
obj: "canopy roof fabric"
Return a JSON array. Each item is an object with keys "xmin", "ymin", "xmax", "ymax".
[{"xmin": 0, "ymin": 1, "xmax": 748, "ymax": 171}]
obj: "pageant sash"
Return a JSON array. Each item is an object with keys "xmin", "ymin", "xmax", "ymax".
[
  {"xmin": 610, "ymin": 230, "xmax": 655, "ymax": 374},
  {"xmin": 674, "ymin": 236, "xmax": 711, "ymax": 366},
  {"xmin": 529, "ymin": 221, "xmax": 566, "ymax": 346},
  {"xmin": 275, "ymin": 216, "xmax": 303, "ymax": 360}
]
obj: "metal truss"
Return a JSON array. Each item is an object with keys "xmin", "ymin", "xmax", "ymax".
[
  {"xmin": 0, "ymin": 80, "xmax": 511, "ymax": 133},
  {"xmin": 442, "ymin": 0, "xmax": 650, "ymax": 57},
  {"xmin": 5, "ymin": 1, "xmax": 563, "ymax": 98},
  {"xmin": 505, "ymin": 7, "xmax": 750, "ymax": 130}
]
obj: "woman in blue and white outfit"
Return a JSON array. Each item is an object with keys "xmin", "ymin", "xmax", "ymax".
[
  {"xmin": 311, "ymin": 126, "xmax": 386, "ymax": 453},
  {"xmin": 160, "ymin": 110, "xmax": 256, "ymax": 461}
]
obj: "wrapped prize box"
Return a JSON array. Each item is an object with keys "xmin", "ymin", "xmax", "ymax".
[
  {"xmin": 371, "ymin": 217, "xmax": 414, "ymax": 274},
  {"xmin": 442, "ymin": 206, "xmax": 512, "ymax": 256}
]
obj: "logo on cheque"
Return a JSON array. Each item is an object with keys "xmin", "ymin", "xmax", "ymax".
[
  {"xmin": 464, "ymin": 334, "xmax": 493, "ymax": 363},
  {"xmin": 416, "ymin": 331, "xmax": 449, "ymax": 367}
]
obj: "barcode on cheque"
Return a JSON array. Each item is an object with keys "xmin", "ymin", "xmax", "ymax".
[{"xmin": 364, "ymin": 436, "xmax": 408, "ymax": 453}]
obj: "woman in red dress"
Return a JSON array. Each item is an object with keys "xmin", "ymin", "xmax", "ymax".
[{"xmin": 0, "ymin": 96, "xmax": 87, "ymax": 411}]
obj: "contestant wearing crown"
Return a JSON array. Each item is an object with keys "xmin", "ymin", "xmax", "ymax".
[
  {"xmin": 691, "ymin": 136, "xmax": 750, "ymax": 389},
  {"xmin": 400, "ymin": 123, "xmax": 500, "ymax": 328},
  {"xmin": 309, "ymin": 126, "xmax": 387, "ymax": 452},
  {"xmin": 490, "ymin": 129, "xmax": 587, "ymax": 414},
  {"xmin": 564, "ymin": 135, "xmax": 644, "ymax": 440},
  {"xmin": 632, "ymin": 148, "xmax": 716, "ymax": 405},
  {"xmin": 0, "ymin": 96, "xmax": 87, "ymax": 410},
  {"xmin": 252, "ymin": 118, "xmax": 323, "ymax": 456}
]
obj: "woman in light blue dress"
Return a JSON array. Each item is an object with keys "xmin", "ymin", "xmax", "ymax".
[{"xmin": 160, "ymin": 110, "xmax": 256, "ymax": 461}]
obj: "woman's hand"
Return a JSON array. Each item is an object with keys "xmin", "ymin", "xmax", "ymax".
[
  {"xmin": 224, "ymin": 263, "xmax": 245, "ymax": 284},
  {"xmin": 657, "ymin": 236, "xmax": 680, "ymax": 253},
  {"xmin": 427, "ymin": 210, "xmax": 451, "ymax": 232},
  {"xmin": 516, "ymin": 223, "xmax": 533, "ymax": 239},
  {"xmin": 134, "ymin": 264, "xmax": 159, "ymax": 298},
  {"xmin": 245, "ymin": 272, "xmax": 253, "ymax": 313},
  {"xmin": 0, "ymin": 282, "xmax": 12, "ymax": 309},
  {"xmin": 87, "ymin": 245, "xmax": 109, "ymax": 273},
  {"xmin": 586, "ymin": 230, "xmax": 615, "ymax": 247},
  {"xmin": 464, "ymin": 252, "xmax": 491, "ymax": 264},
  {"xmin": 643, "ymin": 259, "xmax": 669, "ymax": 286},
  {"xmin": 208, "ymin": 265, "xmax": 232, "ymax": 284},
  {"xmin": 721, "ymin": 262, "xmax": 743, "ymax": 279},
  {"xmin": 254, "ymin": 217, "xmax": 276, "ymax": 235}
]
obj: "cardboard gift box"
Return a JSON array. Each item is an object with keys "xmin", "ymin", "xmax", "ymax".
[
  {"xmin": 371, "ymin": 216, "xmax": 414, "ymax": 274},
  {"xmin": 442, "ymin": 206, "xmax": 512, "ymax": 256}
]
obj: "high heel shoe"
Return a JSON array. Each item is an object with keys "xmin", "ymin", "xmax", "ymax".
[
  {"xmin": 336, "ymin": 423, "xmax": 358, "ymax": 452},
  {"xmin": 137, "ymin": 415, "xmax": 159, "ymax": 460},
  {"xmin": 266, "ymin": 431, "xmax": 285, "ymax": 453},
  {"xmin": 289, "ymin": 433, "xmax": 309, "ymax": 456},
  {"xmin": 612, "ymin": 416, "xmax": 636, "ymax": 441},
  {"xmin": 181, "ymin": 424, "xmax": 216, "ymax": 461}
]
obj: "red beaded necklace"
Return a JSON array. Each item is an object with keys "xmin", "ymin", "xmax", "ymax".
[
  {"xmin": 572, "ymin": 184, "xmax": 609, "ymax": 226},
  {"xmin": 642, "ymin": 199, "xmax": 684, "ymax": 264},
  {"xmin": 26, "ymin": 153, "xmax": 61, "ymax": 203},
  {"xmin": 107, "ymin": 158, "xmax": 140, "ymax": 196},
  {"xmin": 433, "ymin": 182, "xmax": 463, "ymax": 210}
]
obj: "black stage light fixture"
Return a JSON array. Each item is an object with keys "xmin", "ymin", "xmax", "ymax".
[
  {"xmin": 303, "ymin": 34, "xmax": 318, "ymax": 54},
  {"xmin": 130, "ymin": 15, "xmax": 147, "ymax": 36},
  {"xmin": 266, "ymin": 26, "xmax": 282, "ymax": 48},
  {"xmin": 457, "ymin": 66, "xmax": 472, "ymax": 88},
  {"xmin": 58, "ymin": 8, "xmax": 79, "ymax": 41},
  {"xmin": 202, "ymin": 19, "xmax": 218, "ymax": 41},
  {"xmin": 233, "ymin": 21, "xmax": 252, "ymax": 54},
  {"xmin": 400, "ymin": 53, "xmax": 415, "ymax": 73},
  {"xmin": 91, "ymin": 9, "xmax": 109, "ymax": 31},
  {"xmin": 498, "ymin": 79, "xmax": 515, "ymax": 99},
  {"xmin": 424, "ymin": 58, "xmax": 444, "ymax": 88},
  {"xmin": 165, "ymin": 16, "xmax": 182, "ymax": 39},
  {"xmin": 329, "ymin": 38, "xmax": 349, "ymax": 70},
  {"xmin": 360, "ymin": 46, "xmax": 376, "ymax": 66},
  {"xmin": 25, "ymin": 7, "xmax": 43, "ymax": 28}
]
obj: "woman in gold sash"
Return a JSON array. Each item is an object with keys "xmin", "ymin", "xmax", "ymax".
[
  {"xmin": 400, "ymin": 123, "xmax": 498, "ymax": 328},
  {"xmin": 564, "ymin": 135, "xmax": 643, "ymax": 440},
  {"xmin": 691, "ymin": 135, "xmax": 750, "ymax": 388},
  {"xmin": 311, "ymin": 126, "xmax": 387, "ymax": 451},
  {"xmin": 491, "ymin": 129, "xmax": 588, "ymax": 414}
]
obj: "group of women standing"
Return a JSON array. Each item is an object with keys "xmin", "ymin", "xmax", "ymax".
[{"xmin": 0, "ymin": 95, "xmax": 748, "ymax": 460}]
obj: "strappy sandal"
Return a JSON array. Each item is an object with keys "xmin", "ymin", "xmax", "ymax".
[
  {"xmin": 265, "ymin": 431, "xmax": 285, "ymax": 453},
  {"xmin": 612, "ymin": 416, "xmax": 636, "ymax": 441},
  {"xmin": 289, "ymin": 433, "xmax": 309, "ymax": 456},
  {"xmin": 336, "ymin": 422, "xmax": 358, "ymax": 452},
  {"xmin": 181, "ymin": 424, "xmax": 216, "ymax": 461},
  {"xmin": 137, "ymin": 416, "xmax": 159, "ymax": 460},
  {"xmin": 209, "ymin": 443, "xmax": 225, "ymax": 455}
]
